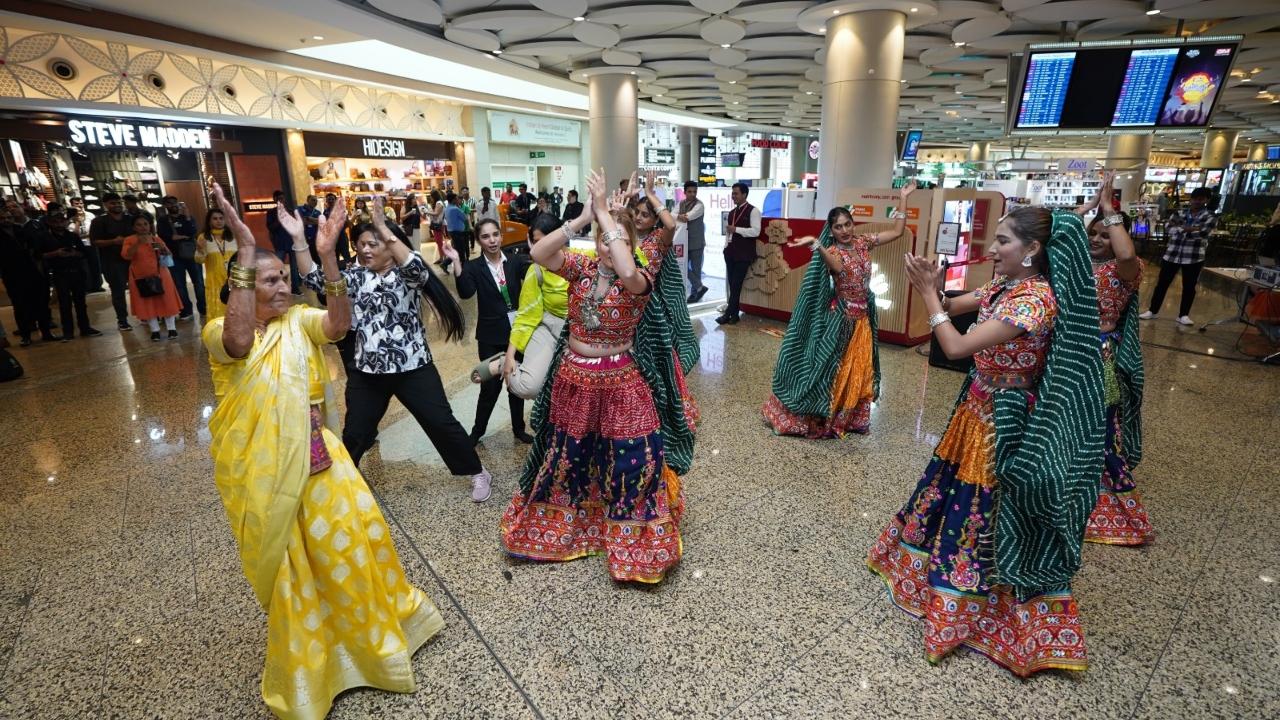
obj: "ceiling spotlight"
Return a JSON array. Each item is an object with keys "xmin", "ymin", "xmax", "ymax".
[
  {"xmin": 573, "ymin": 16, "xmax": 585, "ymax": 21},
  {"xmin": 655, "ymin": 94, "xmax": 662, "ymax": 98},
  {"xmin": 721, "ymin": 43, "xmax": 731, "ymax": 48},
  {"xmin": 910, "ymin": 7, "xmax": 919, "ymax": 12},
  {"xmin": 833, "ymin": 9, "xmax": 840, "ymax": 14},
  {"xmin": 955, "ymin": 41, "xmax": 966, "ymax": 47},
  {"xmin": 492, "ymin": 50, "xmax": 502, "ymax": 55},
  {"xmin": 732, "ymin": 100, "xmax": 739, "ymax": 104},
  {"xmin": 312, "ymin": 35, "xmax": 324, "ymax": 40},
  {"xmin": 806, "ymin": 91, "xmax": 814, "ymax": 95},
  {"xmin": 630, "ymin": 70, "xmax": 636, "ymax": 75},
  {"xmin": 1146, "ymin": 8, "xmax": 1161, "ymax": 15},
  {"xmin": 729, "ymin": 80, "xmax": 737, "ymax": 84},
  {"xmin": 819, "ymin": 27, "xmax": 826, "ymax": 33}
]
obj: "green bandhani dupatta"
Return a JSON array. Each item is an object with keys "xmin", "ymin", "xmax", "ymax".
[
  {"xmin": 518, "ymin": 247, "xmax": 699, "ymax": 495},
  {"xmin": 990, "ymin": 211, "xmax": 1105, "ymax": 600},
  {"xmin": 1114, "ymin": 291, "xmax": 1144, "ymax": 467},
  {"xmin": 769, "ymin": 222, "xmax": 881, "ymax": 418}
]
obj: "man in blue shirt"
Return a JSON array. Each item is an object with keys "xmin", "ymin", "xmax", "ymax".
[
  {"xmin": 444, "ymin": 191, "xmax": 467, "ymax": 272},
  {"xmin": 298, "ymin": 194, "xmax": 322, "ymax": 262},
  {"xmin": 156, "ymin": 195, "xmax": 204, "ymax": 318}
]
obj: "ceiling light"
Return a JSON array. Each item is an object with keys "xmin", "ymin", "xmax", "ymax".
[
  {"xmin": 732, "ymin": 101, "xmax": 739, "ymax": 104},
  {"xmin": 721, "ymin": 43, "xmax": 731, "ymax": 48},
  {"xmin": 910, "ymin": 7, "xmax": 919, "ymax": 12},
  {"xmin": 833, "ymin": 9, "xmax": 840, "ymax": 14},
  {"xmin": 955, "ymin": 42, "xmax": 965, "ymax": 47},
  {"xmin": 806, "ymin": 91, "xmax": 814, "ymax": 95},
  {"xmin": 728, "ymin": 80, "xmax": 736, "ymax": 84},
  {"xmin": 655, "ymin": 94, "xmax": 662, "ymax": 97},
  {"xmin": 312, "ymin": 35, "xmax": 324, "ymax": 40},
  {"xmin": 819, "ymin": 27, "xmax": 826, "ymax": 33},
  {"xmin": 492, "ymin": 50, "xmax": 502, "ymax": 55},
  {"xmin": 1146, "ymin": 8, "xmax": 1161, "ymax": 15},
  {"xmin": 573, "ymin": 16, "xmax": 585, "ymax": 22},
  {"xmin": 630, "ymin": 71, "xmax": 636, "ymax": 75}
]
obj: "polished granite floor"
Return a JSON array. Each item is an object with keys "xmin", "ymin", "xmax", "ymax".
[{"xmin": 0, "ymin": 267, "xmax": 1277, "ymax": 720}]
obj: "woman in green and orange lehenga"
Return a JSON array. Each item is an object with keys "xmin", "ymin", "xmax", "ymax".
[
  {"xmin": 762, "ymin": 182, "xmax": 915, "ymax": 438},
  {"xmin": 868, "ymin": 208, "xmax": 1105, "ymax": 677}
]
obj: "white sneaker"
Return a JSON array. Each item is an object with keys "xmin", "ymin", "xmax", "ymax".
[
  {"xmin": 470, "ymin": 469, "xmax": 492, "ymax": 503},
  {"xmin": 1139, "ymin": 311, "xmax": 1157, "ymax": 320},
  {"xmin": 1177, "ymin": 315, "xmax": 1194, "ymax": 326}
]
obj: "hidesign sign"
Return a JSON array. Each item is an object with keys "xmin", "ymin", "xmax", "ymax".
[
  {"xmin": 68, "ymin": 119, "xmax": 212, "ymax": 150},
  {"xmin": 362, "ymin": 137, "xmax": 406, "ymax": 158}
]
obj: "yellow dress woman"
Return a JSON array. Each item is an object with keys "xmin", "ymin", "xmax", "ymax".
[
  {"xmin": 196, "ymin": 206, "xmax": 234, "ymax": 320},
  {"xmin": 202, "ymin": 185, "xmax": 443, "ymax": 720}
]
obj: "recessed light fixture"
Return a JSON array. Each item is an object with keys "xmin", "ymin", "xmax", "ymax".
[
  {"xmin": 729, "ymin": 80, "xmax": 737, "ymax": 84},
  {"xmin": 1146, "ymin": 8, "xmax": 1160, "ymax": 15},
  {"xmin": 955, "ymin": 41, "xmax": 965, "ymax": 47},
  {"xmin": 312, "ymin": 35, "xmax": 324, "ymax": 40},
  {"xmin": 806, "ymin": 91, "xmax": 814, "ymax": 95},
  {"xmin": 910, "ymin": 7, "xmax": 919, "ymax": 12},
  {"xmin": 573, "ymin": 16, "xmax": 585, "ymax": 21},
  {"xmin": 819, "ymin": 27, "xmax": 826, "ymax": 33},
  {"xmin": 655, "ymin": 94, "xmax": 662, "ymax": 98},
  {"xmin": 630, "ymin": 70, "xmax": 636, "ymax": 75},
  {"xmin": 832, "ymin": 9, "xmax": 840, "ymax": 14},
  {"xmin": 493, "ymin": 50, "xmax": 502, "ymax": 55},
  {"xmin": 732, "ymin": 100, "xmax": 739, "ymax": 104},
  {"xmin": 721, "ymin": 43, "xmax": 731, "ymax": 48}
]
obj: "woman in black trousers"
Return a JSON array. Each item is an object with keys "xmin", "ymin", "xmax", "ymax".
[
  {"xmin": 281, "ymin": 196, "xmax": 497, "ymax": 503},
  {"xmin": 442, "ymin": 218, "xmax": 534, "ymax": 446}
]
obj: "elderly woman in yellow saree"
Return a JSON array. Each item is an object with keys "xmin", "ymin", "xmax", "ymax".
[{"xmin": 202, "ymin": 184, "xmax": 444, "ymax": 720}]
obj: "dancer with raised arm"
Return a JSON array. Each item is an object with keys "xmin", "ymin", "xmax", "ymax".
[
  {"xmin": 1078, "ymin": 173, "xmax": 1150, "ymax": 545},
  {"xmin": 867, "ymin": 208, "xmax": 1105, "ymax": 676},
  {"xmin": 202, "ymin": 185, "xmax": 444, "ymax": 719},
  {"xmin": 282, "ymin": 196, "xmax": 494, "ymax": 503},
  {"xmin": 763, "ymin": 182, "xmax": 915, "ymax": 438},
  {"xmin": 500, "ymin": 169, "xmax": 698, "ymax": 583}
]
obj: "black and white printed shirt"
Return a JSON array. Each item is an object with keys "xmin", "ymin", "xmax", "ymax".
[{"xmin": 303, "ymin": 253, "xmax": 432, "ymax": 374}]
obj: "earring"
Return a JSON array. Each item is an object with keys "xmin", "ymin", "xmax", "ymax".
[{"xmin": 1021, "ymin": 255, "xmax": 1034, "ymax": 268}]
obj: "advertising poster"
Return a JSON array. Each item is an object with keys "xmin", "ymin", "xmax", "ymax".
[{"xmin": 1158, "ymin": 45, "xmax": 1235, "ymax": 127}]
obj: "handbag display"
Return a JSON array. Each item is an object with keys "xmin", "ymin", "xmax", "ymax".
[{"xmin": 136, "ymin": 275, "xmax": 165, "ymax": 297}]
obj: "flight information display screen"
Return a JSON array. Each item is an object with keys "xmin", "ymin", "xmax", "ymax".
[{"xmin": 1012, "ymin": 41, "xmax": 1238, "ymax": 131}]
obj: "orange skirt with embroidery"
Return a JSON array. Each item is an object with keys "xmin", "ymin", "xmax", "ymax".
[{"xmin": 762, "ymin": 317, "xmax": 875, "ymax": 438}]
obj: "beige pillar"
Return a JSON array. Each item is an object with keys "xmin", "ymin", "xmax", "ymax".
[
  {"xmin": 680, "ymin": 126, "xmax": 697, "ymax": 183},
  {"xmin": 586, "ymin": 71, "xmax": 639, "ymax": 185},
  {"xmin": 1105, "ymin": 134, "xmax": 1153, "ymax": 209},
  {"xmin": 1201, "ymin": 129, "xmax": 1239, "ymax": 168},
  {"xmin": 967, "ymin": 141, "xmax": 990, "ymax": 164},
  {"xmin": 1248, "ymin": 142, "xmax": 1269, "ymax": 162},
  {"xmin": 283, "ymin": 130, "xmax": 312, "ymax": 205},
  {"xmin": 814, "ymin": 9, "xmax": 907, "ymax": 209}
]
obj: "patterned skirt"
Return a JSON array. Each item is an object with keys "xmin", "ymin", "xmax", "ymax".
[
  {"xmin": 867, "ymin": 377, "xmax": 1089, "ymax": 677},
  {"xmin": 762, "ymin": 315, "xmax": 874, "ymax": 438},
  {"xmin": 500, "ymin": 350, "xmax": 683, "ymax": 583},
  {"xmin": 1085, "ymin": 334, "xmax": 1153, "ymax": 545}
]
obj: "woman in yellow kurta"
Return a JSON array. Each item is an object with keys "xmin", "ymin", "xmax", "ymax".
[
  {"xmin": 202, "ymin": 184, "xmax": 444, "ymax": 720},
  {"xmin": 195, "ymin": 207, "xmax": 234, "ymax": 320}
]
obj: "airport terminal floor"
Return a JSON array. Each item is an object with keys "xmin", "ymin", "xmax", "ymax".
[{"xmin": 1, "ymin": 269, "xmax": 1276, "ymax": 720}]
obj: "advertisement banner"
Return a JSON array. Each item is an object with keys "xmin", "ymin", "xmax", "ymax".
[{"xmin": 488, "ymin": 111, "xmax": 581, "ymax": 147}]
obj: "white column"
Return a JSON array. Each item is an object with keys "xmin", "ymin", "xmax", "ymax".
[
  {"xmin": 815, "ymin": 9, "xmax": 907, "ymax": 209},
  {"xmin": 1201, "ymin": 129, "xmax": 1239, "ymax": 168},
  {"xmin": 679, "ymin": 126, "xmax": 696, "ymax": 183},
  {"xmin": 967, "ymin": 141, "xmax": 990, "ymax": 164},
  {"xmin": 586, "ymin": 71, "xmax": 639, "ymax": 186},
  {"xmin": 1105, "ymin": 134, "xmax": 1152, "ymax": 209}
]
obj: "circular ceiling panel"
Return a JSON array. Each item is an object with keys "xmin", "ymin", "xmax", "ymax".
[
  {"xmin": 692, "ymin": 0, "xmax": 742, "ymax": 13},
  {"xmin": 646, "ymin": 59, "xmax": 718, "ymax": 74},
  {"xmin": 590, "ymin": 5, "xmax": 709, "ymax": 26},
  {"xmin": 928, "ymin": 1, "xmax": 1002, "ymax": 24},
  {"xmin": 1075, "ymin": 15, "xmax": 1172, "ymax": 40},
  {"xmin": 443, "ymin": 27, "xmax": 500, "ymax": 52},
  {"xmin": 652, "ymin": 94, "xmax": 677, "ymax": 105},
  {"xmin": 450, "ymin": 10, "xmax": 567, "ymax": 32},
  {"xmin": 615, "ymin": 37, "xmax": 710, "ymax": 54},
  {"xmin": 1001, "ymin": 0, "xmax": 1050, "ymax": 10},
  {"xmin": 505, "ymin": 40, "xmax": 592, "ymax": 56},
  {"xmin": 602, "ymin": 48, "xmax": 642, "ymax": 66},
  {"xmin": 966, "ymin": 33, "xmax": 1058, "ymax": 51},
  {"xmin": 501, "ymin": 54, "xmax": 540, "ymax": 70},
  {"xmin": 805, "ymin": 67, "xmax": 825, "ymax": 82},
  {"xmin": 919, "ymin": 46, "xmax": 965, "ymax": 66},
  {"xmin": 734, "ymin": 35, "xmax": 824, "ymax": 52},
  {"xmin": 644, "ymin": 83, "xmax": 669, "ymax": 95},
  {"xmin": 1016, "ymin": 0, "xmax": 1143, "ymax": 23},
  {"xmin": 1163, "ymin": 1, "xmax": 1280, "ymax": 20},
  {"xmin": 983, "ymin": 66, "xmax": 1008, "ymax": 83},
  {"xmin": 902, "ymin": 60, "xmax": 933, "ymax": 81},
  {"xmin": 573, "ymin": 21, "xmax": 621, "ymax": 48},
  {"xmin": 369, "ymin": 0, "xmax": 443, "ymax": 25},
  {"xmin": 815, "ymin": 47, "xmax": 827, "ymax": 64},
  {"xmin": 957, "ymin": 80, "xmax": 990, "ymax": 93},
  {"xmin": 1207, "ymin": 13, "xmax": 1280, "ymax": 36},
  {"xmin": 715, "ymin": 67, "xmax": 749, "ymax": 82},
  {"xmin": 700, "ymin": 16, "xmax": 748, "ymax": 45},
  {"xmin": 710, "ymin": 46, "xmax": 748, "ymax": 66},
  {"xmin": 530, "ymin": 0, "xmax": 588, "ymax": 18},
  {"xmin": 952, "ymin": 13, "xmax": 1011, "ymax": 44}
]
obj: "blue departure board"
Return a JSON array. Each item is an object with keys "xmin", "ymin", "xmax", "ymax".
[
  {"xmin": 1016, "ymin": 52, "xmax": 1075, "ymax": 128},
  {"xmin": 1112, "ymin": 48, "xmax": 1179, "ymax": 126}
]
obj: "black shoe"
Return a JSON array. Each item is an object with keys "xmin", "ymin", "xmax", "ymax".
[
  {"xmin": 150, "ymin": 331, "xmax": 161, "ymax": 341},
  {"xmin": 60, "ymin": 334, "xmax": 73, "ymax": 343},
  {"xmin": 514, "ymin": 430, "xmax": 534, "ymax": 445},
  {"xmin": 40, "ymin": 332, "xmax": 57, "ymax": 342},
  {"xmin": 82, "ymin": 327, "xmax": 103, "ymax": 338},
  {"xmin": 118, "ymin": 321, "xmax": 132, "ymax": 331},
  {"xmin": 167, "ymin": 329, "xmax": 178, "ymax": 339},
  {"xmin": 178, "ymin": 312, "xmax": 193, "ymax": 321},
  {"xmin": 725, "ymin": 315, "xmax": 740, "ymax": 325},
  {"xmin": 692, "ymin": 286, "xmax": 708, "ymax": 302},
  {"xmin": 19, "ymin": 336, "xmax": 31, "ymax": 347}
]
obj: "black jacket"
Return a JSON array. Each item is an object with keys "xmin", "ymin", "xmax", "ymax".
[{"xmin": 455, "ymin": 252, "xmax": 530, "ymax": 345}]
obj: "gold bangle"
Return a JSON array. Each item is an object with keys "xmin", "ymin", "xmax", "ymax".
[
  {"xmin": 323, "ymin": 278, "xmax": 348, "ymax": 297},
  {"xmin": 229, "ymin": 262, "xmax": 257, "ymax": 279},
  {"xmin": 228, "ymin": 276, "xmax": 256, "ymax": 290}
]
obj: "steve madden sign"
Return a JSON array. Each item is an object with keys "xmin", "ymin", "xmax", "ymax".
[
  {"xmin": 361, "ymin": 137, "xmax": 407, "ymax": 158},
  {"xmin": 68, "ymin": 120, "xmax": 212, "ymax": 150}
]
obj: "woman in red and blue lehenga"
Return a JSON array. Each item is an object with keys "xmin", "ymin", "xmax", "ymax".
[
  {"xmin": 763, "ymin": 183, "xmax": 914, "ymax": 438},
  {"xmin": 868, "ymin": 208, "xmax": 1105, "ymax": 677},
  {"xmin": 1079, "ymin": 175, "xmax": 1150, "ymax": 545},
  {"xmin": 501, "ymin": 170, "xmax": 698, "ymax": 583}
]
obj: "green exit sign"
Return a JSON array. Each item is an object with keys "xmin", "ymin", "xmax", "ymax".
[{"xmin": 529, "ymin": 151, "xmax": 546, "ymax": 159}]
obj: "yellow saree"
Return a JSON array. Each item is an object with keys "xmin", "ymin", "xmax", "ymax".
[{"xmin": 204, "ymin": 305, "xmax": 444, "ymax": 720}]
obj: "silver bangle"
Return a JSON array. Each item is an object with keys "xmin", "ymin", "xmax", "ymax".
[
  {"xmin": 602, "ymin": 229, "xmax": 626, "ymax": 246},
  {"xmin": 929, "ymin": 311, "xmax": 951, "ymax": 329}
]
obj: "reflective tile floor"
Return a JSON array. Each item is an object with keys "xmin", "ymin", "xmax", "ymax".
[{"xmin": 0, "ymin": 268, "xmax": 1277, "ymax": 719}]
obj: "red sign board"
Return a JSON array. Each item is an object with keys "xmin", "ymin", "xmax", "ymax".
[{"xmin": 750, "ymin": 139, "xmax": 790, "ymax": 149}]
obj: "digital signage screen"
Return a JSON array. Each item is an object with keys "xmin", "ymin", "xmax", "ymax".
[
  {"xmin": 900, "ymin": 129, "xmax": 923, "ymax": 161},
  {"xmin": 697, "ymin": 135, "xmax": 717, "ymax": 185},
  {"xmin": 1011, "ymin": 39, "xmax": 1238, "ymax": 133}
]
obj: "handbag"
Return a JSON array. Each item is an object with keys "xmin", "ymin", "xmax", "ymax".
[{"xmin": 136, "ymin": 275, "xmax": 165, "ymax": 297}]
